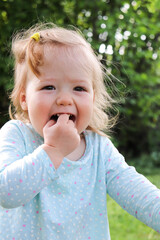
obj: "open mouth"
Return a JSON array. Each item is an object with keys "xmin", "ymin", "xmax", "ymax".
[{"xmin": 50, "ymin": 114, "xmax": 76, "ymax": 122}]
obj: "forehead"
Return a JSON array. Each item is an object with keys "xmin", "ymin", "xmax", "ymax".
[{"xmin": 39, "ymin": 45, "xmax": 94, "ymax": 81}]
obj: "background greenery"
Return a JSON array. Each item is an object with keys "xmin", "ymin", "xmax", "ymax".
[
  {"xmin": 1, "ymin": 0, "xmax": 160, "ymax": 165},
  {"xmin": 0, "ymin": 0, "xmax": 160, "ymax": 238}
]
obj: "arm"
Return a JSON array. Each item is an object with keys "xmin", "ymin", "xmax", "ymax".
[
  {"xmin": 105, "ymin": 139, "xmax": 160, "ymax": 232},
  {"xmin": 0, "ymin": 121, "xmax": 58, "ymax": 209},
  {"xmin": 0, "ymin": 115, "xmax": 80, "ymax": 209}
]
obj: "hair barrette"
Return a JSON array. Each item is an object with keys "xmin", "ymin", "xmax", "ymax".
[{"xmin": 30, "ymin": 32, "xmax": 40, "ymax": 42}]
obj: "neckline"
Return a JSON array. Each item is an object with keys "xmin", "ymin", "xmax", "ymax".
[{"xmin": 63, "ymin": 130, "xmax": 91, "ymax": 164}]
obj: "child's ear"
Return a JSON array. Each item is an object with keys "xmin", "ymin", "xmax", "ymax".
[{"xmin": 20, "ymin": 90, "xmax": 28, "ymax": 111}]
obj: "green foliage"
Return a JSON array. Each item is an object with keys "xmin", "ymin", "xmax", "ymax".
[{"xmin": 0, "ymin": 0, "xmax": 160, "ymax": 164}]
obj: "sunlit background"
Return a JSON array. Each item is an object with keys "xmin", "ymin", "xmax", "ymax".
[{"xmin": 1, "ymin": 0, "xmax": 160, "ymax": 166}]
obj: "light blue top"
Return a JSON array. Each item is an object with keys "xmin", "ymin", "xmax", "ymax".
[{"xmin": 0, "ymin": 120, "xmax": 160, "ymax": 240}]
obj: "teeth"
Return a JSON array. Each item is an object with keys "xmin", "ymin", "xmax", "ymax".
[{"xmin": 56, "ymin": 114, "xmax": 72, "ymax": 117}]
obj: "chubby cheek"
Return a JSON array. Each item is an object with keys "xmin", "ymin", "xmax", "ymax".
[
  {"xmin": 76, "ymin": 99, "xmax": 94, "ymax": 133},
  {"xmin": 27, "ymin": 99, "xmax": 49, "ymax": 133}
]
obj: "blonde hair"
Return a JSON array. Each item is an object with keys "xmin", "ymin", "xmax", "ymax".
[{"xmin": 10, "ymin": 22, "xmax": 118, "ymax": 135}]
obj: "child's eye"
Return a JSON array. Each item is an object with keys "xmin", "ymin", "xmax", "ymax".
[
  {"xmin": 42, "ymin": 85, "xmax": 55, "ymax": 90},
  {"xmin": 74, "ymin": 86, "xmax": 86, "ymax": 92}
]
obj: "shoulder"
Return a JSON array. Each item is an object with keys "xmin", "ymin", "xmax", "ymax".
[
  {"xmin": 0, "ymin": 120, "xmax": 41, "ymax": 142},
  {"xmin": 0, "ymin": 120, "xmax": 43, "ymax": 155},
  {"xmin": 85, "ymin": 130, "xmax": 113, "ymax": 148},
  {"xmin": 85, "ymin": 130, "xmax": 124, "ymax": 164},
  {"xmin": 1, "ymin": 120, "xmax": 28, "ymax": 136},
  {"xmin": 1, "ymin": 120, "xmax": 22, "ymax": 135},
  {"xmin": 85, "ymin": 130, "xmax": 116, "ymax": 155},
  {"xmin": 0, "ymin": 120, "xmax": 26, "ymax": 146},
  {"xmin": 1, "ymin": 119, "xmax": 25, "ymax": 129}
]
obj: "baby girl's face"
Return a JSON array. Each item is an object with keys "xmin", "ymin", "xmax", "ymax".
[{"xmin": 20, "ymin": 46, "xmax": 95, "ymax": 137}]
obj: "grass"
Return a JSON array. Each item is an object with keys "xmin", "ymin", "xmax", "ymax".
[{"xmin": 107, "ymin": 168, "xmax": 160, "ymax": 240}]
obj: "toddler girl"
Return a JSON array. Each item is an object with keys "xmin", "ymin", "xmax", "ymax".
[{"xmin": 0, "ymin": 23, "xmax": 160, "ymax": 240}]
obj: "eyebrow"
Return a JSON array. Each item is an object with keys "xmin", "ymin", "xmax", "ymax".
[{"xmin": 40, "ymin": 78, "xmax": 90, "ymax": 83}]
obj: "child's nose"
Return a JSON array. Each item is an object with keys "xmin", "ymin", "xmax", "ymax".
[{"xmin": 56, "ymin": 93, "xmax": 73, "ymax": 106}]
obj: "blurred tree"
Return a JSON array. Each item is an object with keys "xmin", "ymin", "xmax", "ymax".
[{"xmin": 0, "ymin": 0, "xmax": 160, "ymax": 162}]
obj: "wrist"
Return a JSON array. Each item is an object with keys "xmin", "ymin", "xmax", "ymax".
[{"xmin": 41, "ymin": 144, "xmax": 64, "ymax": 169}]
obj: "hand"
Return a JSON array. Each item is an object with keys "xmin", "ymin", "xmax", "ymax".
[{"xmin": 42, "ymin": 114, "xmax": 80, "ymax": 168}]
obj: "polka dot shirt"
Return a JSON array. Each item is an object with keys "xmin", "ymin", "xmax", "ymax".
[{"xmin": 0, "ymin": 120, "xmax": 160, "ymax": 240}]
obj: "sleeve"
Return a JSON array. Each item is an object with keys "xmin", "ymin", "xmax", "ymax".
[
  {"xmin": 104, "ymin": 137, "xmax": 160, "ymax": 233},
  {"xmin": 0, "ymin": 121, "xmax": 59, "ymax": 209}
]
